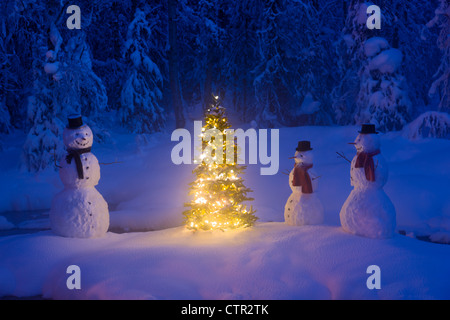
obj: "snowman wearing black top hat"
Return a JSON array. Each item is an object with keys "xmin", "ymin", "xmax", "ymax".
[
  {"xmin": 50, "ymin": 114, "xmax": 109, "ymax": 238},
  {"xmin": 284, "ymin": 141, "xmax": 324, "ymax": 226},
  {"xmin": 339, "ymin": 124, "xmax": 396, "ymax": 238}
]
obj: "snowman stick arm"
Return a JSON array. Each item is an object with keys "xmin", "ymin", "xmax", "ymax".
[
  {"xmin": 311, "ymin": 175, "xmax": 321, "ymax": 181},
  {"xmin": 336, "ymin": 151, "xmax": 351, "ymax": 163},
  {"xmin": 98, "ymin": 161, "xmax": 123, "ymax": 165}
]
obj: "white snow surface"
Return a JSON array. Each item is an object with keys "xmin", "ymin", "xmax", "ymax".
[
  {"xmin": 0, "ymin": 125, "xmax": 449, "ymax": 299},
  {"xmin": 1, "ymin": 223, "xmax": 450, "ymax": 299}
]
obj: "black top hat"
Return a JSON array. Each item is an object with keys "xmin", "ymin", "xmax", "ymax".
[
  {"xmin": 296, "ymin": 140, "xmax": 313, "ymax": 152},
  {"xmin": 358, "ymin": 124, "xmax": 379, "ymax": 134},
  {"xmin": 67, "ymin": 114, "xmax": 84, "ymax": 129}
]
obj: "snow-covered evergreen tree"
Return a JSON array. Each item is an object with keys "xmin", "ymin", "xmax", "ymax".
[
  {"xmin": 22, "ymin": 22, "xmax": 66, "ymax": 172},
  {"xmin": 223, "ymin": 1, "xmax": 260, "ymax": 122},
  {"xmin": 0, "ymin": 102, "xmax": 11, "ymax": 135},
  {"xmin": 120, "ymin": 8, "xmax": 165, "ymax": 133},
  {"xmin": 355, "ymin": 37, "xmax": 411, "ymax": 132},
  {"xmin": 0, "ymin": 41, "xmax": 12, "ymax": 135},
  {"xmin": 23, "ymin": 17, "xmax": 109, "ymax": 172},
  {"xmin": 174, "ymin": 0, "xmax": 226, "ymax": 113},
  {"xmin": 426, "ymin": 0, "xmax": 450, "ymax": 112},
  {"xmin": 252, "ymin": 0, "xmax": 298, "ymax": 127},
  {"xmin": 288, "ymin": 0, "xmax": 335, "ymax": 126},
  {"xmin": 382, "ymin": 0, "xmax": 440, "ymax": 111},
  {"xmin": 0, "ymin": 23, "xmax": 12, "ymax": 135},
  {"xmin": 1, "ymin": 0, "xmax": 49, "ymax": 130},
  {"xmin": 59, "ymin": 32, "xmax": 108, "ymax": 119},
  {"xmin": 332, "ymin": 1, "xmax": 377, "ymax": 125},
  {"xmin": 23, "ymin": 95, "xmax": 66, "ymax": 172}
]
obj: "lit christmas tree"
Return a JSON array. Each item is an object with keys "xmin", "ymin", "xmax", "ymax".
[{"xmin": 183, "ymin": 96, "xmax": 257, "ymax": 231}]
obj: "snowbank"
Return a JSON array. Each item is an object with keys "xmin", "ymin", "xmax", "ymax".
[
  {"xmin": 1, "ymin": 223, "xmax": 449, "ymax": 299},
  {"xmin": 403, "ymin": 111, "xmax": 450, "ymax": 140},
  {"xmin": 0, "ymin": 216, "xmax": 14, "ymax": 230}
]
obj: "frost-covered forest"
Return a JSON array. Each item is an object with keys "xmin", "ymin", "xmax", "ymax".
[{"xmin": 0, "ymin": 0, "xmax": 449, "ymax": 172}]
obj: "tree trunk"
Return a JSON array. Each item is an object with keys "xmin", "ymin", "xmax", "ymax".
[{"xmin": 168, "ymin": 0, "xmax": 185, "ymax": 128}]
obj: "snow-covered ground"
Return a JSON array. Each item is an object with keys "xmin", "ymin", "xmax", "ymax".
[
  {"xmin": 2, "ymin": 223, "xmax": 450, "ymax": 299},
  {"xmin": 0, "ymin": 124, "xmax": 449, "ymax": 299}
]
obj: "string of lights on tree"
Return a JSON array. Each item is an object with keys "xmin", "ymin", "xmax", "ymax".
[{"xmin": 183, "ymin": 96, "xmax": 257, "ymax": 231}]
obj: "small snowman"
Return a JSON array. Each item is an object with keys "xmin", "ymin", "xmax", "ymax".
[
  {"xmin": 50, "ymin": 114, "xmax": 109, "ymax": 238},
  {"xmin": 284, "ymin": 141, "xmax": 324, "ymax": 226},
  {"xmin": 339, "ymin": 124, "xmax": 396, "ymax": 239}
]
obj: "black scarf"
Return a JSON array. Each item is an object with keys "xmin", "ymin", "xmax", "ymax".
[{"xmin": 66, "ymin": 147, "xmax": 91, "ymax": 179}]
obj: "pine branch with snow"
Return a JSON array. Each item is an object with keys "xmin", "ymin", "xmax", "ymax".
[
  {"xmin": 355, "ymin": 37, "xmax": 412, "ymax": 132},
  {"xmin": 427, "ymin": 0, "xmax": 450, "ymax": 112},
  {"xmin": 120, "ymin": 8, "xmax": 165, "ymax": 134},
  {"xmin": 23, "ymin": 22, "xmax": 109, "ymax": 172}
]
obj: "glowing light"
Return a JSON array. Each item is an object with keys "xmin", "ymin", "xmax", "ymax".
[
  {"xmin": 195, "ymin": 197, "xmax": 207, "ymax": 204},
  {"xmin": 183, "ymin": 100, "xmax": 257, "ymax": 231}
]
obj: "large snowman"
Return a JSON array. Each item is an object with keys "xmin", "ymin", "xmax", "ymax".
[
  {"xmin": 284, "ymin": 141, "xmax": 324, "ymax": 226},
  {"xmin": 50, "ymin": 114, "xmax": 109, "ymax": 238},
  {"xmin": 339, "ymin": 124, "xmax": 396, "ymax": 239}
]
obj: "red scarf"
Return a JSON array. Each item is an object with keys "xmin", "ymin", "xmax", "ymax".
[
  {"xmin": 292, "ymin": 164, "xmax": 313, "ymax": 194},
  {"xmin": 355, "ymin": 150, "xmax": 380, "ymax": 182}
]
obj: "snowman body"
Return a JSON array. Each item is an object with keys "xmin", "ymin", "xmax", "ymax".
[
  {"xmin": 339, "ymin": 133, "xmax": 396, "ymax": 238},
  {"xmin": 284, "ymin": 151, "xmax": 324, "ymax": 226},
  {"xmin": 50, "ymin": 123, "xmax": 109, "ymax": 238}
]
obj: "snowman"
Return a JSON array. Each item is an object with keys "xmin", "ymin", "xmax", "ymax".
[
  {"xmin": 50, "ymin": 114, "xmax": 109, "ymax": 238},
  {"xmin": 284, "ymin": 141, "xmax": 324, "ymax": 226},
  {"xmin": 339, "ymin": 124, "xmax": 396, "ymax": 239}
]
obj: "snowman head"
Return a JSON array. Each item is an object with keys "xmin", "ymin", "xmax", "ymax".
[
  {"xmin": 351, "ymin": 124, "xmax": 380, "ymax": 153},
  {"xmin": 294, "ymin": 141, "xmax": 313, "ymax": 165},
  {"xmin": 294, "ymin": 150, "xmax": 313, "ymax": 165},
  {"xmin": 352, "ymin": 133, "xmax": 380, "ymax": 153},
  {"xmin": 63, "ymin": 115, "xmax": 93, "ymax": 150}
]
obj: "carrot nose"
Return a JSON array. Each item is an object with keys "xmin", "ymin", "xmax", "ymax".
[
  {"xmin": 288, "ymin": 156, "xmax": 295, "ymax": 159},
  {"xmin": 348, "ymin": 142, "xmax": 356, "ymax": 145}
]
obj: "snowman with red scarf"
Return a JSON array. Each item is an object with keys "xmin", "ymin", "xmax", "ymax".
[
  {"xmin": 284, "ymin": 141, "xmax": 324, "ymax": 226},
  {"xmin": 50, "ymin": 114, "xmax": 109, "ymax": 238},
  {"xmin": 339, "ymin": 124, "xmax": 396, "ymax": 238}
]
